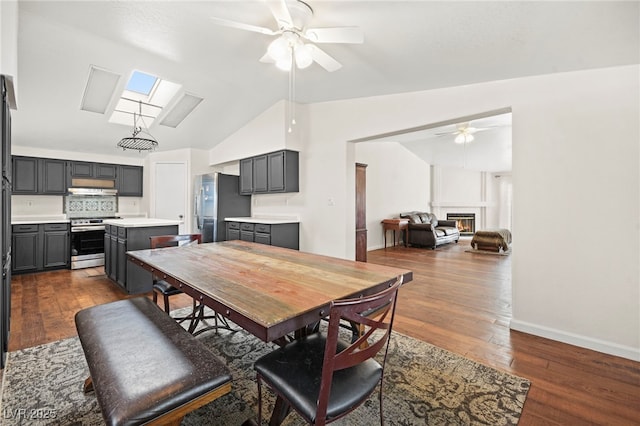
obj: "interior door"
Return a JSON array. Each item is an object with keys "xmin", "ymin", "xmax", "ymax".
[{"xmin": 154, "ymin": 162, "xmax": 187, "ymax": 233}]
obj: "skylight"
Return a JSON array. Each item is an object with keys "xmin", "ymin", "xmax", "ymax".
[
  {"xmin": 126, "ymin": 71, "xmax": 158, "ymax": 96},
  {"xmin": 109, "ymin": 70, "xmax": 180, "ymax": 127},
  {"xmin": 79, "ymin": 66, "xmax": 203, "ymax": 129}
]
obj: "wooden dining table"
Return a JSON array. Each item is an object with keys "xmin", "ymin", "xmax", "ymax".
[{"xmin": 126, "ymin": 240, "xmax": 413, "ymax": 344}]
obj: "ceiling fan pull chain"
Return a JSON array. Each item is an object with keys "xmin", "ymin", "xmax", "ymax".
[{"xmin": 288, "ymin": 46, "xmax": 296, "ymax": 133}]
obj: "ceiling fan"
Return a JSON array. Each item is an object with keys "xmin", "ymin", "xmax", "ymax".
[
  {"xmin": 210, "ymin": 0, "xmax": 363, "ymax": 72},
  {"xmin": 436, "ymin": 122, "xmax": 491, "ymax": 144}
]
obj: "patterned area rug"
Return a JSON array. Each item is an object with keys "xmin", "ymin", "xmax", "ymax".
[{"xmin": 0, "ymin": 316, "xmax": 529, "ymax": 425}]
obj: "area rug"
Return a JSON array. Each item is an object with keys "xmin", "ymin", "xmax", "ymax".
[{"xmin": 0, "ymin": 317, "xmax": 529, "ymax": 425}]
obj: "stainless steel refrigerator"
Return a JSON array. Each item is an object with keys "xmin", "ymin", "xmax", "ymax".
[
  {"xmin": 193, "ymin": 173, "xmax": 250, "ymax": 243},
  {"xmin": 1, "ymin": 75, "xmax": 13, "ymax": 368}
]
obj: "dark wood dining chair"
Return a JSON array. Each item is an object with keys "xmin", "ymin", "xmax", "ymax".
[{"xmin": 253, "ymin": 275, "xmax": 403, "ymax": 426}]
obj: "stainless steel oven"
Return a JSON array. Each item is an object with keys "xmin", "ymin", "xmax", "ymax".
[{"xmin": 70, "ymin": 219, "xmax": 107, "ymax": 269}]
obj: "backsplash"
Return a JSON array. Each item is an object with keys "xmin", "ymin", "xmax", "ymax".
[
  {"xmin": 12, "ymin": 195, "xmax": 145, "ymax": 219},
  {"xmin": 65, "ymin": 195, "xmax": 117, "ymax": 218},
  {"xmin": 11, "ymin": 195, "xmax": 64, "ymax": 216}
]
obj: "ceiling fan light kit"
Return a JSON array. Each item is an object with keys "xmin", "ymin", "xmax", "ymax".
[
  {"xmin": 210, "ymin": 0, "xmax": 363, "ymax": 72},
  {"xmin": 455, "ymin": 133, "xmax": 474, "ymax": 144},
  {"xmin": 268, "ymin": 32, "xmax": 314, "ymax": 71}
]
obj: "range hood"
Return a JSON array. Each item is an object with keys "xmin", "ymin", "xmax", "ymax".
[{"xmin": 67, "ymin": 188, "xmax": 118, "ymax": 196}]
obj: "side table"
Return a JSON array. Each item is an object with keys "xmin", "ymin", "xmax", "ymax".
[{"xmin": 381, "ymin": 219, "xmax": 409, "ymax": 248}]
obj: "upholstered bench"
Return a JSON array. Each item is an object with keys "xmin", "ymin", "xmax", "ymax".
[
  {"xmin": 75, "ymin": 297, "xmax": 232, "ymax": 426},
  {"xmin": 471, "ymin": 228, "xmax": 512, "ymax": 252}
]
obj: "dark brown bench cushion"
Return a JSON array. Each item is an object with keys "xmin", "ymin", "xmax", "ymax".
[{"xmin": 75, "ymin": 297, "xmax": 231, "ymax": 426}]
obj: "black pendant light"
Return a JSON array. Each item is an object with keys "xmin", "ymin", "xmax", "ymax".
[{"xmin": 117, "ymin": 100, "xmax": 158, "ymax": 152}]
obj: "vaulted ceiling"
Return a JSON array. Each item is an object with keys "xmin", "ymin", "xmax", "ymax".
[{"xmin": 11, "ymin": 1, "xmax": 639, "ymax": 171}]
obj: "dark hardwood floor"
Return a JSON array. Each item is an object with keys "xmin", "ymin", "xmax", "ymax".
[{"xmin": 7, "ymin": 239, "xmax": 640, "ymax": 425}]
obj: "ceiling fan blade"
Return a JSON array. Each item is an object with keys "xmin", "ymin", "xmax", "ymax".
[
  {"xmin": 259, "ymin": 52, "xmax": 275, "ymax": 63},
  {"xmin": 210, "ymin": 17, "xmax": 277, "ymax": 36},
  {"xmin": 265, "ymin": 0, "xmax": 293, "ymax": 29},
  {"xmin": 304, "ymin": 27, "xmax": 364, "ymax": 44},
  {"xmin": 308, "ymin": 45, "xmax": 342, "ymax": 72}
]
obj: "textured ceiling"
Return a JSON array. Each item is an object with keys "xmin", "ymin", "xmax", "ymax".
[{"xmin": 11, "ymin": 1, "xmax": 639, "ymax": 170}]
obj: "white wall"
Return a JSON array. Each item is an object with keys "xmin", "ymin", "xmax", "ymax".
[
  {"xmin": 210, "ymin": 65, "xmax": 639, "ymax": 361},
  {"xmin": 354, "ymin": 142, "xmax": 430, "ymax": 249},
  {"xmin": 430, "ymin": 165, "xmax": 503, "ymax": 231}
]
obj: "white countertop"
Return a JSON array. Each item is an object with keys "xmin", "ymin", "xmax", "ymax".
[
  {"xmin": 103, "ymin": 218, "xmax": 181, "ymax": 228},
  {"xmin": 225, "ymin": 216, "xmax": 300, "ymax": 224},
  {"xmin": 12, "ymin": 215, "xmax": 69, "ymax": 225}
]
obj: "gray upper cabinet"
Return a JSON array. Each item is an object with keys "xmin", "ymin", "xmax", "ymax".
[
  {"xmin": 117, "ymin": 165, "xmax": 143, "ymax": 197},
  {"xmin": 40, "ymin": 159, "xmax": 67, "ymax": 194},
  {"xmin": 253, "ymin": 155, "xmax": 268, "ymax": 193},
  {"xmin": 239, "ymin": 158, "xmax": 253, "ymax": 194},
  {"xmin": 268, "ymin": 150, "xmax": 298, "ymax": 193},
  {"xmin": 69, "ymin": 161, "xmax": 93, "ymax": 178},
  {"xmin": 239, "ymin": 149, "xmax": 299, "ymax": 194},
  {"xmin": 12, "ymin": 156, "xmax": 37, "ymax": 194},
  {"xmin": 12, "ymin": 156, "xmax": 66, "ymax": 195},
  {"xmin": 96, "ymin": 163, "xmax": 117, "ymax": 179},
  {"xmin": 13, "ymin": 156, "xmax": 142, "ymax": 197},
  {"xmin": 69, "ymin": 161, "xmax": 117, "ymax": 180}
]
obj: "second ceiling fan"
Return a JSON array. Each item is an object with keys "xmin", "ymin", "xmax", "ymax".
[{"xmin": 211, "ymin": 0, "xmax": 363, "ymax": 72}]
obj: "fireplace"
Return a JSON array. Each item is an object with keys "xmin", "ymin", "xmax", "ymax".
[{"xmin": 446, "ymin": 213, "xmax": 476, "ymax": 235}]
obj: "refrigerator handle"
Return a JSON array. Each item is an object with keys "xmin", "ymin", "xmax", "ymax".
[{"xmin": 195, "ymin": 187, "xmax": 204, "ymax": 230}]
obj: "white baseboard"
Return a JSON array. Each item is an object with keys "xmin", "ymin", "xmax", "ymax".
[{"xmin": 510, "ymin": 319, "xmax": 640, "ymax": 362}]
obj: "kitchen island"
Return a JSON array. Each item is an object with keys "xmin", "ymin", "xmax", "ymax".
[{"xmin": 103, "ymin": 218, "xmax": 180, "ymax": 294}]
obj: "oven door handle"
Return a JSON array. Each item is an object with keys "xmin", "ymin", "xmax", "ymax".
[{"xmin": 71, "ymin": 226, "xmax": 106, "ymax": 232}]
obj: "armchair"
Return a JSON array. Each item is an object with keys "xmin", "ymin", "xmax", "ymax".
[{"xmin": 399, "ymin": 211, "xmax": 460, "ymax": 249}]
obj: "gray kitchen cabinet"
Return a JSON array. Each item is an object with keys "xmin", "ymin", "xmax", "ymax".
[
  {"xmin": 226, "ymin": 220, "xmax": 299, "ymax": 250},
  {"xmin": 239, "ymin": 158, "xmax": 253, "ymax": 194},
  {"xmin": 268, "ymin": 150, "xmax": 298, "ymax": 193},
  {"xmin": 12, "ymin": 157, "xmax": 37, "ymax": 194},
  {"xmin": 12, "ymin": 156, "xmax": 67, "ymax": 195},
  {"xmin": 103, "ymin": 224, "xmax": 111, "ymax": 277},
  {"xmin": 117, "ymin": 165, "xmax": 143, "ymax": 197},
  {"xmin": 69, "ymin": 161, "xmax": 117, "ymax": 180},
  {"xmin": 254, "ymin": 223, "xmax": 271, "ymax": 246},
  {"xmin": 40, "ymin": 159, "xmax": 67, "ymax": 194},
  {"xmin": 239, "ymin": 150, "xmax": 299, "ymax": 194},
  {"xmin": 226, "ymin": 221, "xmax": 240, "ymax": 240},
  {"xmin": 13, "ymin": 156, "xmax": 142, "ymax": 196},
  {"xmin": 12, "ymin": 222, "xmax": 70, "ymax": 273},
  {"xmin": 253, "ymin": 155, "xmax": 268, "ymax": 193},
  {"xmin": 11, "ymin": 225, "xmax": 38, "ymax": 273},
  {"xmin": 116, "ymin": 236, "xmax": 126, "ymax": 287},
  {"xmin": 108, "ymin": 231, "xmax": 117, "ymax": 282},
  {"xmin": 42, "ymin": 223, "xmax": 69, "ymax": 269},
  {"xmin": 69, "ymin": 161, "xmax": 93, "ymax": 178},
  {"xmin": 104, "ymin": 224, "xmax": 178, "ymax": 294},
  {"xmin": 240, "ymin": 222, "xmax": 255, "ymax": 241}
]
